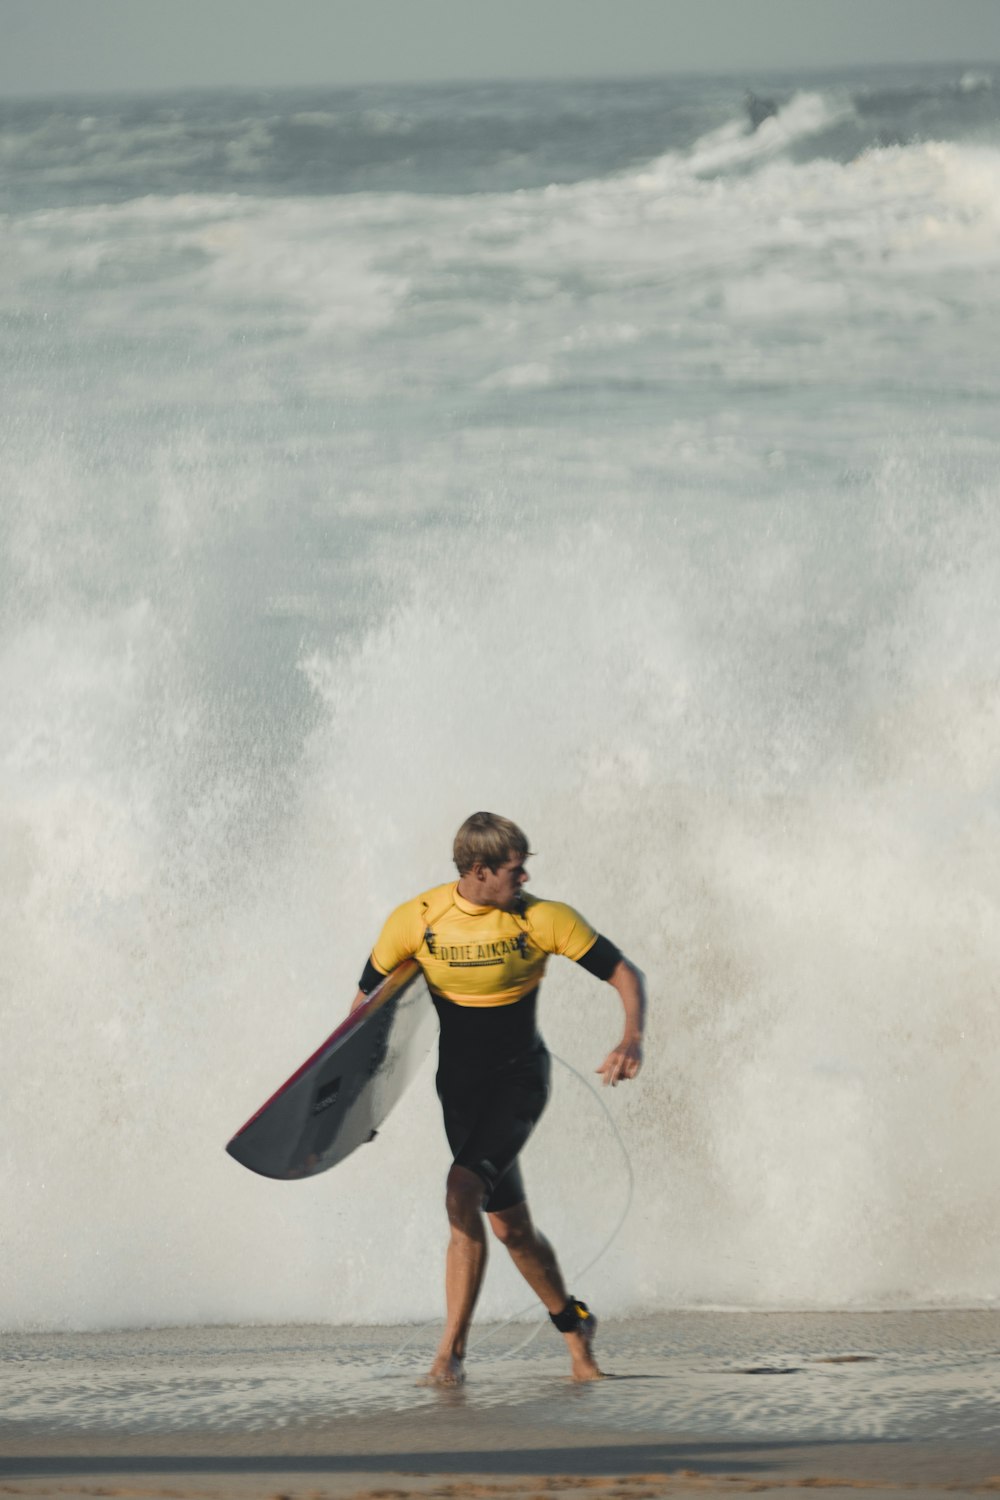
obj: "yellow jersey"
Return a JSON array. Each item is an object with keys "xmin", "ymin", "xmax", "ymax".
[{"xmin": 368, "ymin": 882, "xmax": 601, "ymax": 1007}]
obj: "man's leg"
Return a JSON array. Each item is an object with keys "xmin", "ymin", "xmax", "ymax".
[
  {"xmin": 425, "ymin": 1163, "xmax": 488, "ymax": 1386},
  {"xmin": 488, "ymin": 1200, "xmax": 602, "ymax": 1381}
]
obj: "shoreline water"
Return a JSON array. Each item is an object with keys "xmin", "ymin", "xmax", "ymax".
[{"xmin": 3, "ymin": 1313, "xmax": 999, "ymax": 1496}]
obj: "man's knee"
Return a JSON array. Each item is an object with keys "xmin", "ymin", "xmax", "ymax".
[
  {"xmin": 489, "ymin": 1203, "xmax": 533, "ymax": 1251},
  {"xmin": 445, "ymin": 1164, "xmax": 486, "ymax": 1226}
]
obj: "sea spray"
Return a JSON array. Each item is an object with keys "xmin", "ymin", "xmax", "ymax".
[{"xmin": 2, "ymin": 69, "xmax": 999, "ymax": 1330}]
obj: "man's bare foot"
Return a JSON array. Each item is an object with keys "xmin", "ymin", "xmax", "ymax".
[
  {"xmin": 419, "ymin": 1353, "xmax": 465, "ymax": 1387},
  {"xmin": 565, "ymin": 1325, "xmax": 603, "ymax": 1381}
]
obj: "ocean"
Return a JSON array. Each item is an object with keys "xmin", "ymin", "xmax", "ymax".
[{"xmin": 3, "ymin": 64, "xmax": 1000, "ymax": 1341}]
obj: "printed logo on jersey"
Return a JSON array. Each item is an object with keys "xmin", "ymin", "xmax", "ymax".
[{"xmin": 428, "ymin": 934, "xmax": 533, "ymax": 967}]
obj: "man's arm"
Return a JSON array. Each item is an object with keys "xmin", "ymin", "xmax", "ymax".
[
  {"xmin": 596, "ymin": 958, "xmax": 646, "ymax": 1087},
  {"xmin": 347, "ymin": 903, "xmax": 423, "ymax": 1016}
]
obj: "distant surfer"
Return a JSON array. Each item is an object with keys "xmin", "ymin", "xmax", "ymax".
[
  {"xmin": 745, "ymin": 90, "xmax": 778, "ymax": 131},
  {"xmin": 350, "ymin": 811, "xmax": 646, "ymax": 1385}
]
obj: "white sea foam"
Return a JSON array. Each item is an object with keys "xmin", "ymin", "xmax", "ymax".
[
  {"xmin": 687, "ymin": 91, "xmax": 851, "ymax": 177},
  {"xmin": 2, "ymin": 83, "xmax": 1000, "ymax": 1331}
]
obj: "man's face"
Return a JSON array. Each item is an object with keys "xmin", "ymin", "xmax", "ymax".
[{"xmin": 477, "ymin": 855, "xmax": 529, "ymax": 912}]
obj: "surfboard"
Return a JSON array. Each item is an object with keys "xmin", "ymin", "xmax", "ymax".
[{"xmin": 225, "ymin": 960, "xmax": 435, "ymax": 1180}]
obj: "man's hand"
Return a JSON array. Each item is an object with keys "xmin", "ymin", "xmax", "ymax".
[
  {"xmin": 598, "ymin": 958, "xmax": 646, "ymax": 1086},
  {"xmin": 596, "ymin": 1036, "xmax": 643, "ymax": 1087}
]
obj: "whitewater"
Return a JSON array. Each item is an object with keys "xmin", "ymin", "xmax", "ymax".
[{"xmin": 2, "ymin": 66, "xmax": 999, "ymax": 1334}]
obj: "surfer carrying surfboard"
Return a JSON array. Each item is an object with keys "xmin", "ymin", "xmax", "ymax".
[{"xmin": 350, "ymin": 811, "xmax": 646, "ymax": 1385}]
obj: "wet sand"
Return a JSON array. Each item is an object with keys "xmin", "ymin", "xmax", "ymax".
[
  {"xmin": 3, "ymin": 1313, "xmax": 999, "ymax": 1497},
  {"xmin": 5, "ymin": 1423, "xmax": 1000, "ymax": 1500}
]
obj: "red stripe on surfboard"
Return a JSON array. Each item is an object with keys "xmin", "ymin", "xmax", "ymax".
[{"xmin": 227, "ymin": 960, "xmax": 422, "ymax": 1142}]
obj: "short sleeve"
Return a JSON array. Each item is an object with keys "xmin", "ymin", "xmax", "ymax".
[
  {"xmin": 574, "ymin": 934, "xmax": 623, "ymax": 980},
  {"xmin": 529, "ymin": 900, "xmax": 600, "ymax": 962},
  {"xmin": 370, "ymin": 897, "xmax": 425, "ymax": 977}
]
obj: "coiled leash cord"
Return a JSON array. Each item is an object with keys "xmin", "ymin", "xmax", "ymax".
[{"xmin": 382, "ymin": 1049, "xmax": 635, "ymax": 1371}]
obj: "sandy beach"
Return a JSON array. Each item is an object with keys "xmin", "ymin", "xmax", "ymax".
[
  {"xmin": 3, "ymin": 1313, "xmax": 998, "ymax": 1499},
  {"xmin": 4, "ymin": 1414, "xmax": 1000, "ymax": 1499}
]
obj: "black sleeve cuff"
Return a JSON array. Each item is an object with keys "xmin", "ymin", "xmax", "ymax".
[
  {"xmin": 575, "ymin": 934, "xmax": 622, "ymax": 981},
  {"xmin": 359, "ymin": 956, "xmax": 387, "ymax": 995}
]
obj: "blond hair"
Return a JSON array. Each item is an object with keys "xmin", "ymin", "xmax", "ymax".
[{"xmin": 453, "ymin": 812, "xmax": 529, "ymax": 876}]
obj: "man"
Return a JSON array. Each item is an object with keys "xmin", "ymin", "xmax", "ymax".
[{"xmin": 349, "ymin": 812, "xmax": 646, "ymax": 1385}]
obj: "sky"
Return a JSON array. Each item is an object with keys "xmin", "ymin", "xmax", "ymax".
[{"xmin": 2, "ymin": 0, "xmax": 999, "ymax": 96}]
